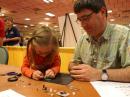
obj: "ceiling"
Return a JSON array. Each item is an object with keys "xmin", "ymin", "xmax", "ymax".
[
  {"xmin": 0, "ymin": 0, "xmax": 74, "ymax": 32},
  {"xmin": 106, "ymin": 0, "xmax": 130, "ymax": 26},
  {"xmin": 0, "ymin": 0, "xmax": 130, "ymax": 33}
]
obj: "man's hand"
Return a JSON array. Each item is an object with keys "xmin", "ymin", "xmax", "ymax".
[
  {"xmin": 68, "ymin": 61, "xmax": 80, "ymax": 71},
  {"xmin": 70, "ymin": 64, "xmax": 101, "ymax": 81},
  {"xmin": 32, "ymin": 70, "xmax": 44, "ymax": 80},
  {"xmin": 44, "ymin": 69, "xmax": 55, "ymax": 78}
]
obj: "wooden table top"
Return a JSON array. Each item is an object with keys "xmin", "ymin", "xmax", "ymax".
[{"xmin": 0, "ymin": 65, "xmax": 100, "ymax": 97}]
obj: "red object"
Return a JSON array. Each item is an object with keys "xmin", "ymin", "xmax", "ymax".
[
  {"xmin": 21, "ymin": 53, "xmax": 61, "ymax": 78},
  {"xmin": 0, "ymin": 19, "xmax": 5, "ymax": 38}
]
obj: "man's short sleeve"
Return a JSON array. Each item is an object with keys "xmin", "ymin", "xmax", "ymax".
[{"xmin": 119, "ymin": 28, "xmax": 130, "ymax": 68}]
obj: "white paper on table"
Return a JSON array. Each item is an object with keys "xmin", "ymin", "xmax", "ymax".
[
  {"xmin": 0, "ymin": 89, "xmax": 25, "ymax": 97},
  {"xmin": 91, "ymin": 81, "xmax": 130, "ymax": 97}
]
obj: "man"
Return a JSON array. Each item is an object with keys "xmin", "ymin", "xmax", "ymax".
[
  {"xmin": 69, "ymin": 0, "xmax": 130, "ymax": 82},
  {"xmin": 0, "ymin": 18, "xmax": 5, "ymax": 46},
  {"xmin": 3, "ymin": 16, "xmax": 20, "ymax": 46}
]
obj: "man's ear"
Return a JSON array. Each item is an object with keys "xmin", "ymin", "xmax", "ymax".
[{"xmin": 100, "ymin": 7, "xmax": 107, "ymax": 16}]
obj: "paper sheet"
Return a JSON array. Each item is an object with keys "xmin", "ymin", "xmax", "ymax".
[
  {"xmin": 0, "ymin": 89, "xmax": 25, "ymax": 97},
  {"xmin": 91, "ymin": 81, "xmax": 130, "ymax": 97}
]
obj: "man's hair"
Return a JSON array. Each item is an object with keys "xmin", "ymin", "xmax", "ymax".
[
  {"xmin": 4, "ymin": 16, "xmax": 14, "ymax": 23},
  {"xmin": 74, "ymin": 0, "xmax": 107, "ymax": 17}
]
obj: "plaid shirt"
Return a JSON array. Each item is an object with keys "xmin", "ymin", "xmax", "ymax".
[{"xmin": 73, "ymin": 22, "xmax": 130, "ymax": 69}]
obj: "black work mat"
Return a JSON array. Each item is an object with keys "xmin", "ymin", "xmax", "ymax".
[{"xmin": 43, "ymin": 73, "xmax": 73, "ymax": 85}]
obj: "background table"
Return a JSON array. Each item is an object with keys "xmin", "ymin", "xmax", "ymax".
[{"xmin": 0, "ymin": 65, "xmax": 100, "ymax": 97}]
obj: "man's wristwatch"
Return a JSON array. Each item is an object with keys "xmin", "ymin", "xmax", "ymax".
[{"xmin": 101, "ymin": 69, "xmax": 108, "ymax": 81}]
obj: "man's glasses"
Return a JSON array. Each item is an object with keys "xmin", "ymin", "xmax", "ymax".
[{"xmin": 76, "ymin": 12, "xmax": 94, "ymax": 23}]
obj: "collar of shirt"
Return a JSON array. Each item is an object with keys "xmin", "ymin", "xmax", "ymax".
[{"xmin": 86, "ymin": 22, "xmax": 115, "ymax": 45}]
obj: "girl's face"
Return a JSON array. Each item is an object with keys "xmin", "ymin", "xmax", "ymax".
[{"xmin": 34, "ymin": 43, "xmax": 53, "ymax": 57}]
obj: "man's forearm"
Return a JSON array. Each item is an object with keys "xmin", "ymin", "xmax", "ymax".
[
  {"xmin": 107, "ymin": 68, "xmax": 130, "ymax": 82},
  {"xmin": 4, "ymin": 37, "xmax": 20, "ymax": 42}
]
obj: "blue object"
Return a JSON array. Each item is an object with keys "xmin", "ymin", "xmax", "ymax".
[{"xmin": 7, "ymin": 72, "xmax": 18, "ymax": 76}]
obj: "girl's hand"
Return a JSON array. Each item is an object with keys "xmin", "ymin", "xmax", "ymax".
[
  {"xmin": 45, "ymin": 69, "xmax": 55, "ymax": 78},
  {"xmin": 32, "ymin": 70, "xmax": 44, "ymax": 80}
]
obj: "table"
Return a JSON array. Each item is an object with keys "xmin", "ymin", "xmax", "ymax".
[{"xmin": 0, "ymin": 65, "xmax": 100, "ymax": 97}]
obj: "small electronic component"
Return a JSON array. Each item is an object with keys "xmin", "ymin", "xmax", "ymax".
[
  {"xmin": 42, "ymin": 84, "xmax": 49, "ymax": 92},
  {"xmin": 44, "ymin": 77, "xmax": 52, "ymax": 81},
  {"xmin": 56, "ymin": 91, "xmax": 69, "ymax": 97}
]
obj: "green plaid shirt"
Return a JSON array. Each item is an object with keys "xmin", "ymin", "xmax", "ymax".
[{"xmin": 73, "ymin": 23, "xmax": 130, "ymax": 69}]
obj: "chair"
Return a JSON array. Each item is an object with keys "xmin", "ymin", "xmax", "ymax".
[{"xmin": 0, "ymin": 47, "xmax": 8, "ymax": 64}]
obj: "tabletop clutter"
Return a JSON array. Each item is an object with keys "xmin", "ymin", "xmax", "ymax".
[{"xmin": 0, "ymin": 71, "xmax": 80, "ymax": 97}]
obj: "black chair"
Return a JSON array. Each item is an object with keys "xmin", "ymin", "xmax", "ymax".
[{"xmin": 0, "ymin": 47, "xmax": 8, "ymax": 64}]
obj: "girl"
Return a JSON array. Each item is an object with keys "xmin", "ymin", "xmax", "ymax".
[{"xmin": 21, "ymin": 26, "xmax": 61, "ymax": 80}]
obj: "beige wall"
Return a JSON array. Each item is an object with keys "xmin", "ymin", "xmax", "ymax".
[{"xmin": 58, "ymin": 14, "xmax": 83, "ymax": 47}]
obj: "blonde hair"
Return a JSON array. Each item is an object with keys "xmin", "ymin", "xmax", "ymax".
[{"xmin": 27, "ymin": 26, "xmax": 59, "ymax": 66}]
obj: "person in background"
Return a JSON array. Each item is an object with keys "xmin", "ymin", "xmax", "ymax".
[
  {"xmin": 3, "ymin": 16, "xmax": 20, "ymax": 46},
  {"xmin": 19, "ymin": 36, "xmax": 24, "ymax": 46},
  {"xmin": 69, "ymin": 0, "xmax": 130, "ymax": 82},
  {"xmin": 21, "ymin": 26, "xmax": 61, "ymax": 80},
  {"xmin": 0, "ymin": 18, "xmax": 5, "ymax": 46}
]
